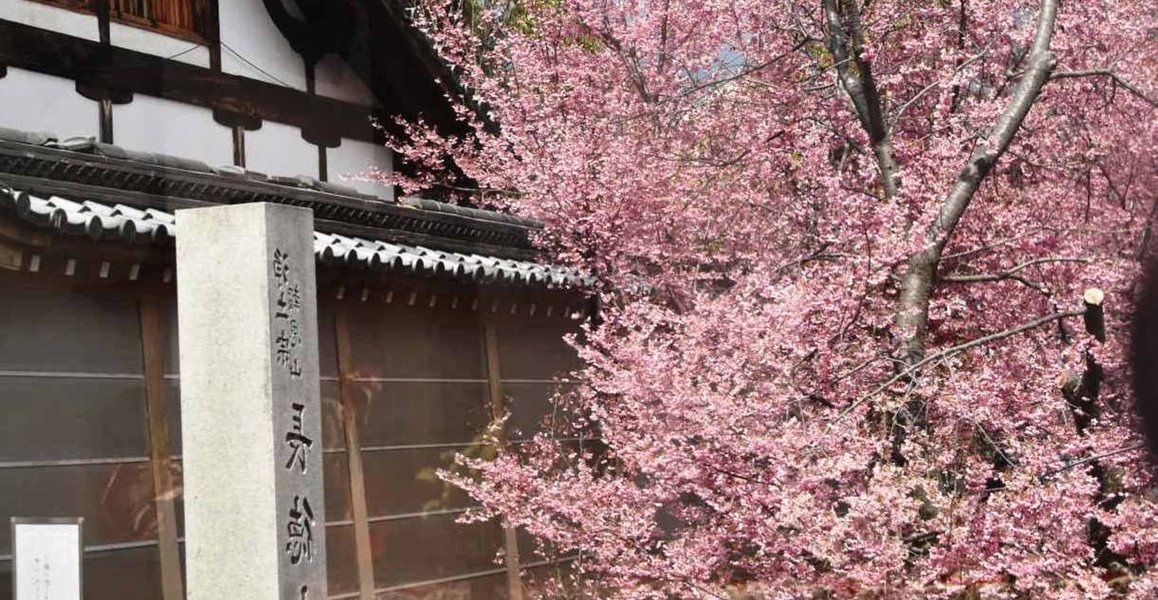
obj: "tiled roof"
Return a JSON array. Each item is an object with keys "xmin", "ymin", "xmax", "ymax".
[
  {"xmin": 0, "ymin": 127, "xmax": 540, "ymax": 253},
  {"xmin": 0, "ymin": 186, "xmax": 589, "ymax": 288}
]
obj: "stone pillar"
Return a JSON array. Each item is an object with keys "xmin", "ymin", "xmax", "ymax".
[{"xmin": 176, "ymin": 203, "xmax": 327, "ymax": 600}]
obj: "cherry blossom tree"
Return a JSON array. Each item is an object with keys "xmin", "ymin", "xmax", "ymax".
[{"xmin": 389, "ymin": 0, "xmax": 1158, "ymax": 596}]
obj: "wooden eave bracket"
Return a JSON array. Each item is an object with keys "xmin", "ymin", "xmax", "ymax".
[{"xmin": 0, "ymin": 212, "xmax": 54, "ymax": 247}]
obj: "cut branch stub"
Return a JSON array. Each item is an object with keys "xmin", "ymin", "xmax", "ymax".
[{"xmin": 1083, "ymin": 287, "xmax": 1106, "ymax": 342}]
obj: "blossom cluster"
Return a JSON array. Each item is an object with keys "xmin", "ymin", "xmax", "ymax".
[{"xmin": 391, "ymin": 0, "xmax": 1158, "ymax": 596}]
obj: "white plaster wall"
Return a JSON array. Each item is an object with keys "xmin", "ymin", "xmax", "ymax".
[
  {"xmin": 0, "ymin": 0, "xmax": 99, "ymax": 41},
  {"xmin": 109, "ymin": 22, "xmax": 211, "ymax": 68},
  {"xmin": 315, "ymin": 55, "xmax": 375, "ymax": 106},
  {"xmin": 218, "ymin": 0, "xmax": 307, "ymax": 91},
  {"xmin": 114, "ymin": 95, "xmax": 233, "ymax": 168},
  {"xmin": 0, "ymin": 68, "xmax": 99, "ymax": 138},
  {"xmin": 328, "ymin": 138, "xmax": 394, "ymax": 200},
  {"xmin": 246, "ymin": 120, "xmax": 318, "ymax": 178}
]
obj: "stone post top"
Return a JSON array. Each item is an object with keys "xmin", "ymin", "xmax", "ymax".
[{"xmin": 175, "ymin": 201, "xmax": 316, "ymax": 219}]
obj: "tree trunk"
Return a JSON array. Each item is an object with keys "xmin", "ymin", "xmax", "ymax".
[
  {"xmin": 895, "ymin": 0, "xmax": 1059, "ymax": 363},
  {"xmin": 822, "ymin": 0, "xmax": 899, "ymax": 199}
]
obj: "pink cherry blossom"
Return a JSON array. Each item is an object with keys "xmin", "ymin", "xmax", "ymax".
[{"xmin": 389, "ymin": 0, "xmax": 1157, "ymax": 596}]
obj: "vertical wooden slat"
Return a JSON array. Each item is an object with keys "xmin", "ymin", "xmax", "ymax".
[
  {"xmin": 139, "ymin": 296, "xmax": 185, "ymax": 600},
  {"xmin": 335, "ymin": 308, "xmax": 377, "ymax": 600},
  {"xmin": 481, "ymin": 313, "xmax": 525, "ymax": 600}
]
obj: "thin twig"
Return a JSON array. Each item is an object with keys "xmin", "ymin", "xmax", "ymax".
[
  {"xmin": 942, "ymin": 228, "xmax": 1051, "ymax": 261},
  {"xmin": 1051, "ymin": 69, "xmax": 1158, "ymax": 108},
  {"xmin": 973, "ymin": 421, "xmax": 1021, "ymax": 467},
  {"xmin": 888, "ymin": 45, "xmax": 992, "ymax": 135},
  {"xmin": 677, "ymin": 39, "xmax": 812, "ymax": 98},
  {"xmin": 1037, "ymin": 442, "xmax": 1147, "ymax": 481},
  {"xmin": 941, "ymin": 257, "xmax": 1090, "ymax": 283},
  {"xmin": 703, "ymin": 463, "xmax": 772, "ymax": 485},
  {"xmin": 831, "ymin": 308, "xmax": 1085, "ymax": 423}
]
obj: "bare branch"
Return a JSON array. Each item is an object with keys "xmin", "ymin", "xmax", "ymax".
[
  {"xmin": 833, "ymin": 307, "xmax": 1084, "ymax": 424},
  {"xmin": 952, "ymin": 273, "xmax": 1048, "ymax": 293},
  {"xmin": 973, "ymin": 421, "xmax": 1021, "ymax": 467},
  {"xmin": 427, "ymin": 182, "xmax": 527, "ymax": 197},
  {"xmin": 941, "ymin": 257, "xmax": 1090, "ymax": 283},
  {"xmin": 1051, "ymin": 69, "xmax": 1158, "ymax": 108},
  {"xmin": 942, "ymin": 227, "xmax": 1051, "ymax": 261}
]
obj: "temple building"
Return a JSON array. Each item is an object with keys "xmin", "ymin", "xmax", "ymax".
[{"xmin": 0, "ymin": 1, "xmax": 588, "ymax": 598}]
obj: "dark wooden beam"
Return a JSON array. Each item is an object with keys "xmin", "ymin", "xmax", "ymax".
[
  {"xmin": 75, "ymin": 81, "xmax": 134, "ymax": 105},
  {"xmin": 0, "ymin": 237, "xmax": 22, "ymax": 271},
  {"xmin": 301, "ymin": 124, "xmax": 341, "ymax": 148},
  {"xmin": 212, "ymin": 108, "xmax": 261, "ymax": 168},
  {"xmin": 304, "ymin": 59, "xmax": 316, "ymax": 95},
  {"xmin": 0, "ymin": 146, "xmax": 541, "ymax": 257},
  {"xmin": 0, "ymin": 213, "xmax": 54, "ymax": 247},
  {"xmin": 0, "ymin": 19, "xmax": 382, "ymax": 143}
]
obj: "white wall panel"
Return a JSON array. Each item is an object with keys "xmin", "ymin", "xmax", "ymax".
[
  {"xmin": 114, "ymin": 95, "xmax": 232, "ymax": 168},
  {"xmin": 246, "ymin": 120, "xmax": 318, "ymax": 178},
  {"xmin": 0, "ymin": 68, "xmax": 99, "ymax": 138},
  {"xmin": 328, "ymin": 138, "xmax": 393, "ymax": 201},
  {"xmin": 0, "ymin": 1, "xmax": 99, "ymax": 41},
  {"xmin": 218, "ymin": 0, "xmax": 307, "ymax": 91},
  {"xmin": 315, "ymin": 55, "xmax": 374, "ymax": 107},
  {"xmin": 109, "ymin": 23, "xmax": 211, "ymax": 68}
]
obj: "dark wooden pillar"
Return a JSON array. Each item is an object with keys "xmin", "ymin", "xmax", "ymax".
[
  {"xmin": 76, "ymin": 82, "xmax": 132, "ymax": 144},
  {"xmin": 303, "ymin": 125, "xmax": 340, "ymax": 183},
  {"xmin": 213, "ymin": 109, "xmax": 262, "ymax": 168},
  {"xmin": 138, "ymin": 296, "xmax": 185, "ymax": 600}
]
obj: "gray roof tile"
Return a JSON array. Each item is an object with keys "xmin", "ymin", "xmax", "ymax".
[{"xmin": 0, "ymin": 186, "xmax": 589, "ymax": 288}]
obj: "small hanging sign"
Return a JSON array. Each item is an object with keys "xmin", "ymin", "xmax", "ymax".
[{"xmin": 11, "ymin": 518, "xmax": 83, "ymax": 600}]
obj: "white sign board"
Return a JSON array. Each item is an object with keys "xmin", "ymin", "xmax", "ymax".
[{"xmin": 11, "ymin": 518, "xmax": 83, "ymax": 600}]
